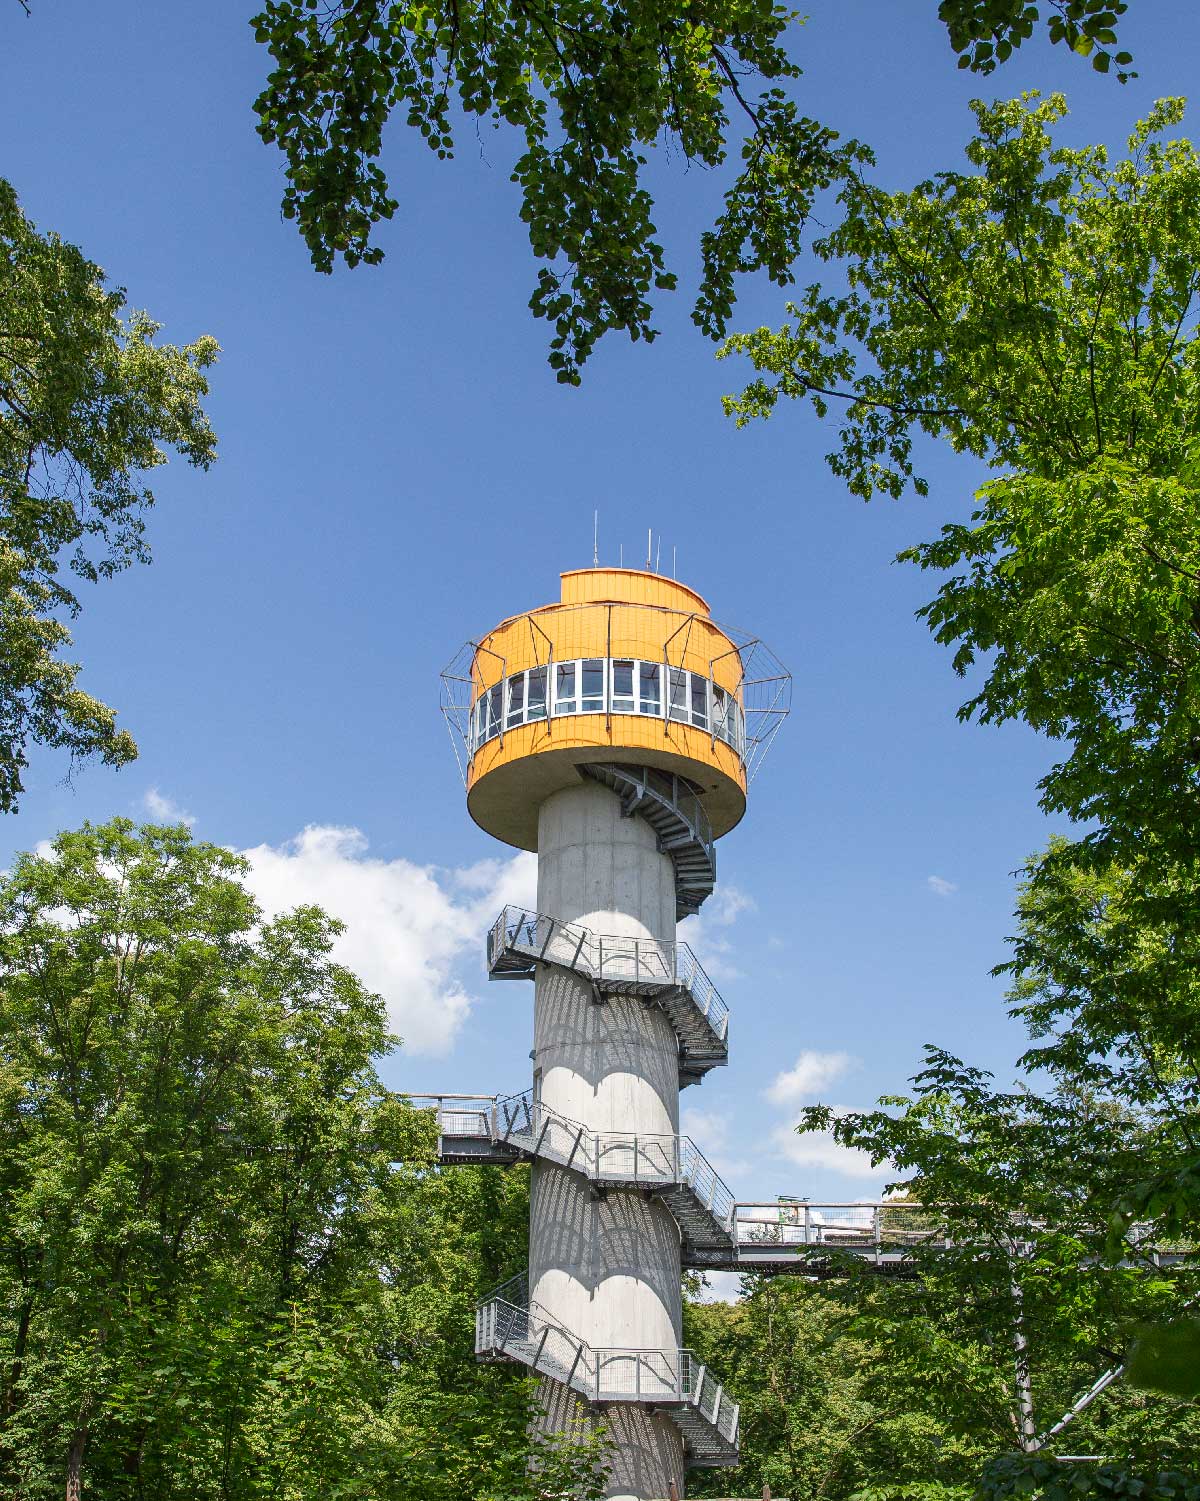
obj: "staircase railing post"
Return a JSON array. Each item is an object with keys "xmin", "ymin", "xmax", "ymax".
[{"xmin": 565, "ymin": 1339, "xmax": 584, "ymax": 1393}]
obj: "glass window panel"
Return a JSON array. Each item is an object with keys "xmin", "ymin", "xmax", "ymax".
[
  {"xmin": 612, "ymin": 659, "xmax": 634, "ymax": 705},
  {"xmin": 668, "ymin": 668, "xmax": 688, "ymax": 721},
  {"xmin": 639, "ymin": 662, "xmax": 661, "ymax": 715},
  {"xmin": 555, "ymin": 662, "xmax": 577, "ymax": 713},
  {"xmin": 488, "ymin": 684, "xmax": 502, "ymax": 737},
  {"xmin": 691, "ymin": 676, "xmax": 708, "ymax": 729},
  {"xmin": 528, "ymin": 666, "xmax": 547, "ymax": 720},
  {"xmin": 581, "ymin": 658, "xmax": 604, "ymax": 712},
  {"xmin": 712, "ymin": 686, "xmax": 728, "ymax": 741},
  {"xmin": 507, "ymin": 672, "xmax": 525, "ymax": 727}
]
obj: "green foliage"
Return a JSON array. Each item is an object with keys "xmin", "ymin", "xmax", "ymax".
[
  {"xmin": 684, "ymin": 1279, "xmax": 988, "ymax": 1500},
  {"xmin": 0, "ymin": 182, "xmax": 218, "ymax": 810},
  {"xmin": 790, "ymin": 847, "xmax": 1200, "ymax": 1478},
  {"xmin": 0, "ymin": 818, "xmax": 600, "ymax": 1499},
  {"xmin": 1126, "ymin": 1319, "xmax": 1200, "ymax": 1400},
  {"xmin": 722, "ymin": 106, "xmax": 1200, "ymax": 1243},
  {"xmin": 978, "ymin": 1455, "xmax": 1200, "ymax": 1501},
  {"xmin": 250, "ymin": 0, "xmax": 858, "ymax": 384},
  {"xmin": 938, "ymin": 1, "xmax": 1135, "ymax": 80}
]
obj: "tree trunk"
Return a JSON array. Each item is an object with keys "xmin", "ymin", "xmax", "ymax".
[
  {"xmin": 1011, "ymin": 1277, "xmax": 1037, "ymax": 1452},
  {"xmin": 65, "ymin": 1426, "xmax": 87, "ymax": 1501},
  {"xmin": 65, "ymin": 1395, "xmax": 93, "ymax": 1501}
]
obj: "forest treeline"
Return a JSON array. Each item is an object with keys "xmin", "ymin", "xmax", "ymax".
[{"xmin": 0, "ymin": 817, "xmax": 1196, "ymax": 1498}]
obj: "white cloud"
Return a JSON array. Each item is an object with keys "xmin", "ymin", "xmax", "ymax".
[
  {"xmin": 768, "ymin": 1119, "xmax": 887, "ymax": 1180},
  {"xmin": 927, "ymin": 874, "xmax": 958, "ymax": 897},
  {"xmin": 680, "ymin": 882, "xmax": 754, "ymax": 981},
  {"xmin": 690, "ymin": 1271, "xmax": 743, "ymax": 1305},
  {"xmin": 143, "ymin": 788, "xmax": 195, "ymax": 827},
  {"xmin": 680, "ymin": 1105, "xmax": 732, "ymax": 1155},
  {"xmin": 765, "ymin": 1049, "xmax": 857, "ymax": 1106},
  {"xmin": 239, "ymin": 825, "xmax": 534, "ymax": 1057}
]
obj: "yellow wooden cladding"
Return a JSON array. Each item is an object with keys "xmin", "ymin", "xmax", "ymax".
[
  {"xmin": 559, "ymin": 568, "xmax": 709, "ymax": 614},
  {"xmin": 462, "ymin": 570, "xmax": 751, "ymax": 848},
  {"xmin": 470, "ymin": 570, "xmax": 743, "ymax": 699}
]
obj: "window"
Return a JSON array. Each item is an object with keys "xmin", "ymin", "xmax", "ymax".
[
  {"xmin": 528, "ymin": 666, "xmax": 547, "ymax": 721},
  {"xmin": 581, "ymin": 659, "xmax": 604, "ymax": 713},
  {"xmin": 712, "ymin": 685, "xmax": 729, "ymax": 742},
  {"xmin": 639, "ymin": 661, "xmax": 661, "ymax": 716},
  {"xmin": 612, "ymin": 659, "xmax": 635, "ymax": 712},
  {"xmin": 507, "ymin": 672, "xmax": 525, "ymax": 728},
  {"xmin": 690, "ymin": 675, "xmax": 708, "ymax": 730},
  {"xmin": 469, "ymin": 657, "xmax": 747, "ymax": 763},
  {"xmin": 555, "ymin": 662, "xmax": 577, "ymax": 714},
  {"xmin": 668, "ymin": 668, "xmax": 689, "ymax": 722}
]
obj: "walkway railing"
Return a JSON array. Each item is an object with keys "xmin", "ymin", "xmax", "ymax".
[
  {"xmin": 475, "ymin": 1273, "xmax": 739, "ymax": 1453},
  {"xmin": 732, "ymin": 1201, "xmax": 958, "ymax": 1254},
  {"xmin": 495, "ymin": 1089, "xmax": 735, "ymax": 1224},
  {"xmin": 488, "ymin": 905, "xmax": 730, "ymax": 1042},
  {"xmin": 407, "ymin": 1090, "xmax": 736, "ymax": 1230}
]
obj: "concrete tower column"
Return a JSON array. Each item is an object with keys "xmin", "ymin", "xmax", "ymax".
[
  {"xmin": 530, "ymin": 780, "xmax": 686, "ymax": 1499},
  {"xmin": 447, "ymin": 565, "xmax": 785, "ymax": 1496}
]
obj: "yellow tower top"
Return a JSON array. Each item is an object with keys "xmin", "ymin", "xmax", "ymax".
[{"xmin": 442, "ymin": 567, "xmax": 790, "ymax": 860}]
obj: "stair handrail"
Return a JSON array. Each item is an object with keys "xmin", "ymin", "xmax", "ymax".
[
  {"xmin": 476, "ymin": 1275, "xmax": 740, "ymax": 1442},
  {"xmin": 487, "ymin": 1087, "xmax": 736, "ymax": 1227},
  {"xmin": 489, "ymin": 904, "xmax": 730, "ymax": 1041}
]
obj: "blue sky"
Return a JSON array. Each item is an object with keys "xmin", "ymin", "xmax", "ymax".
[{"xmin": 4, "ymin": 0, "xmax": 1198, "ymax": 1213}]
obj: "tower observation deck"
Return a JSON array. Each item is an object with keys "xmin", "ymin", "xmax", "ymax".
[{"xmin": 438, "ymin": 567, "xmax": 791, "ymax": 1501}]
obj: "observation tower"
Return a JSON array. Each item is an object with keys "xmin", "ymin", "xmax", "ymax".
[{"xmin": 437, "ymin": 566, "xmax": 790, "ymax": 1501}]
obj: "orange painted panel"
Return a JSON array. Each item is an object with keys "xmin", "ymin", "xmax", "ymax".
[{"xmin": 465, "ymin": 710, "xmax": 747, "ymax": 796}]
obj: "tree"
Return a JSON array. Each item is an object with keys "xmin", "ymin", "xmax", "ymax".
[
  {"xmin": 0, "ymin": 818, "xmax": 603, "ymax": 1500},
  {"xmin": 0, "ymin": 183, "xmax": 218, "ymax": 814},
  {"xmin": 787, "ymin": 825, "xmax": 1200, "ymax": 1477},
  {"xmin": 796, "ymin": 1051, "xmax": 1200, "ymax": 1474},
  {"xmin": 240, "ymin": 0, "xmax": 1134, "ymax": 382},
  {"xmin": 722, "ymin": 95, "xmax": 1200, "ymax": 871},
  {"xmin": 683, "ymin": 1275, "xmax": 987, "ymax": 1501}
]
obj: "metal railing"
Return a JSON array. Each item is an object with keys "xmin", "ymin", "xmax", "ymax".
[
  {"xmin": 488, "ymin": 905, "xmax": 729, "ymax": 1042},
  {"xmin": 494, "ymin": 1089, "xmax": 735, "ymax": 1224},
  {"xmin": 407, "ymin": 1089, "xmax": 736, "ymax": 1229},
  {"xmin": 730, "ymin": 1203, "xmax": 1196, "ymax": 1264},
  {"xmin": 475, "ymin": 1276, "xmax": 739, "ymax": 1449},
  {"xmin": 405, "ymin": 1092, "xmax": 498, "ymax": 1140},
  {"xmin": 732, "ymin": 1201, "xmax": 958, "ymax": 1254},
  {"xmin": 605, "ymin": 764, "xmax": 716, "ymax": 858}
]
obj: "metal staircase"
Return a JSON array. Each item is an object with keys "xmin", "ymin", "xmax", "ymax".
[
  {"xmin": 410, "ymin": 1090, "xmax": 737, "ymax": 1262},
  {"xmin": 581, "ymin": 764, "xmax": 717, "ymax": 919},
  {"xmin": 476, "ymin": 1274, "xmax": 740, "ymax": 1468},
  {"xmin": 487, "ymin": 905, "xmax": 729, "ymax": 1085}
]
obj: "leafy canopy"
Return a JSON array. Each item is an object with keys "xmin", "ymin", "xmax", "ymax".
[
  {"xmin": 244, "ymin": 1, "xmax": 1134, "ymax": 382},
  {"xmin": 723, "ymin": 95, "xmax": 1200, "ymax": 869},
  {"xmin": 0, "ymin": 818, "xmax": 603, "ymax": 1500},
  {"xmin": 0, "ymin": 182, "xmax": 218, "ymax": 812}
]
